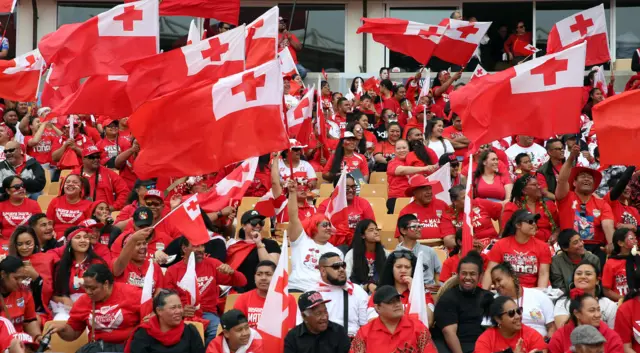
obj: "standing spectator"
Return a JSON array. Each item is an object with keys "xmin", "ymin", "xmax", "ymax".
[
  {"xmin": 395, "ymin": 215, "xmax": 443, "ymax": 287},
  {"xmin": 615, "ymin": 272, "xmax": 640, "ymax": 353},
  {"xmin": 372, "ymin": 121, "xmax": 401, "ymax": 172},
  {"xmin": 315, "ymin": 252, "xmax": 368, "ymax": 337},
  {"xmin": 442, "ymin": 114, "xmax": 470, "ymax": 158},
  {"xmin": 473, "ymin": 150, "xmax": 513, "ymax": 202},
  {"xmin": 380, "ymin": 80, "xmax": 399, "ymax": 113},
  {"xmin": 206, "ymin": 310, "xmax": 263, "ymax": 353},
  {"xmin": 505, "ymin": 135, "xmax": 548, "ymax": 172},
  {"xmin": 345, "ymin": 219, "xmax": 389, "ymax": 292},
  {"xmin": 604, "ymin": 166, "xmax": 639, "ymax": 231},
  {"xmin": 284, "ymin": 291, "xmax": 351, "ymax": 353},
  {"xmin": 96, "ymin": 119, "xmax": 131, "ymax": 167},
  {"xmin": 278, "ymin": 17, "xmax": 306, "ymax": 79},
  {"xmin": 504, "ymin": 21, "xmax": 532, "ymax": 65},
  {"xmin": 45, "ymin": 174, "xmax": 93, "ymax": 236},
  {"xmin": 602, "ymin": 228, "xmax": 638, "ymax": 302},
  {"xmin": 351, "ymin": 285, "xmax": 437, "ymax": 353},
  {"xmin": 538, "ymin": 138, "xmax": 565, "ymax": 194},
  {"xmin": 432, "ymin": 70, "xmax": 462, "ymax": 114},
  {"xmin": 0, "ymin": 141, "xmax": 46, "ymax": 198},
  {"xmin": 24, "ymin": 117, "xmax": 57, "ymax": 167},
  {"xmin": 0, "ymin": 176, "xmax": 42, "ymax": 248},
  {"xmin": 72, "ymin": 145, "xmax": 129, "ymax": 211},
  {"xmin": 550, "ymin": 229, "xmax": 600, "ymax": 294},
  {"xmin": 279, "ymin": 139, "xmax": 318, "ymax": 190}
]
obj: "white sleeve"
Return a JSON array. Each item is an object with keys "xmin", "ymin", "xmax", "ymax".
[
  {"xmin": 345, "ymin": 250, "xmax": 354, "ymax": 279},
  {"xmin": 357, "ymin": 289, "xmax": 369, "ymax": 327},
  {"xmin": 553, "ymin": 298, "xmax": 569, "ymax": 318},
  {"xmin": 304, "ymin": 162, "xmax": 317, "ymax": 181},
  {"xmin": 602, "ymin": 299, "xmax": 617, "ymax": 329},
  {"xmin": 538, "ymin": 291, "xmax": 555, "ymax": 324},
  {"xmin": 367, "ymin": 306, "xmax": 378, "ymax": 321},
  {"xmin": 444, "ymin": 139, "xmax": 454, "ymax": 154}
]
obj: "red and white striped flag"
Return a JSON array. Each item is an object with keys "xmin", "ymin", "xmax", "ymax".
[
  {"xmin": 198, "ymin": 157, "xmax": 259, "ymax": 213},
  {"xmin": 177, "ymin": 252, "xmax": 198, "ymax": 305},
  {"xmin": 325, "ymin": 171, "xmax": 348, "ymax": 232},
  {"xmin": 461, "ymin": 154, "xmax": 474, "ymax": 256},
  {"xmin": 407, "ymin": 252, "xmax": 428, "ymax": 326},
  {"xmin": 140, "ymin": 259, "xmax": 154, "ymax": 317}
]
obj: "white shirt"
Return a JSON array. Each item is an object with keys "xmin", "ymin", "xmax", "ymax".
[
  {"xmin": 510, "ymin": 287, "xmax": 555, "ymax": 337},
  {"xmin": 505, "ymin": 143, "xmax": 548, "ymax": 172},
  {"xmin": 554, "ymin": 296, "xmax": 617, "ymax": 329},
  {"xmin": 315, "ymin": 281, "xmax": 369, "ymax": 336},
  {"xmin": 289, "ymin": 231, "xmax": 342, "ymax": 292},
  {"xmin": 564, "ymin": 147, "xmax": 591, "ymax": 167},
  {"xmin": 427, "ymin": 139, "xmax": 454, "ymax": 159},
  {"xmin": 278, "ymin": 159, "xmax": 317, "ymax": 185}
]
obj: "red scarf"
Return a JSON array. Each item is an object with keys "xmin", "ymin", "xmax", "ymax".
[
  {"xmin": 226, "ymin": 241, "xmax": 256, "ymax": 270},
  {"xmin": 124, "ymin": 316, "xmax": 185, "ymax": 353}
]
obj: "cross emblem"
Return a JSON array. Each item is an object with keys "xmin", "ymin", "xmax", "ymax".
[
  {"xmin": 569, "ymin": 14, "xmax": 594, "ymax": 37},
  {"xmin": 231, "ymin": 71, "xmax": 266, "ymax": 102},
  {"xmin": 113, "ymin": 5, "xmax": 144, "ymax": 32},
  {"xmin": 476, "ymin": 68, "xmax": 484, "ymax": 75},
  {"xmin": 418, "ymin": 26, "xmax": 439, "ymax": 37},
  {"xmin": 293, "ymin": 98, "xmax": 310, "ymax": 119},
  {"xmin": 456, "ymin": 25, "xmax": 479, "ymax": 39},
  {"xmin": 530, "ymin": 57, "xmax": 569, "ymax": 86},
  {"xmin": 200, "ymin": 38, "xmax": 229, "ymax": 62},
  {"xmin": 186, "ymin": 200, "xmax": 199, "ymax": 212},
  {"xmin": 273, "ymin": 270, "xmax": 290, "ymax": 311},
  {"xmin": 25, "ymin": 55, "xmax": 36, "ymax": 68}
]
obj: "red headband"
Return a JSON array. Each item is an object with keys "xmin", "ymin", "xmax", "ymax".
[{"xmin": 66, "ymin": 227, "xmax": 93, "ymax": 242}]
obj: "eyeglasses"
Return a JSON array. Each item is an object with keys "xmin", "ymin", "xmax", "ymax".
[
  {"xmin": 144, "ymin": 184, "xmax": 156, "ymax": 190},
  {"xmin": 8, "ymin": 183, "xmax": 24, "ymax": 190},
  {"xmin": 392, "ymin": 251, "xmax": 415, "ymax": 260},
  {"xmin": 501, "ymin": 307, "xmax": 523, "ymax": 318},
  {"xmin": 323, "ymin": 262, "xmax": 346, "ymax": 270},
  {"xmin": 85, "ymin": 154, "xmax": 100, "ymax": 160},
  {"xmin": 346, "ymin": 185, "xmax": 357, "ymax": 190},
  {"xmin": 318, "ymin": 221, "xmax": 331, "ymax": 228},
  {"xmin": 249, "ymin": 219, "xmax": 265, "ymax": 227},
  {"xmin": 146, "ymin": 201, "xmax": 162, "ymax": 207},
  {"xmin": 4, "ymin": 148, "xmax": 17, "ymax": 154}
]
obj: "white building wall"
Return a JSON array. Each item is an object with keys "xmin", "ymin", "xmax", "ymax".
[{"xmin": 16, "ymin": 0, "xmax": 57, "ymax": 54}]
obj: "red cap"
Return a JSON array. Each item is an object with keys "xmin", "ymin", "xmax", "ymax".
[
  {"xmin": 79, "ymin": 219, "xmax": 102, "ymax": 229},
  {"xmin": 144, "ymin": 189, "xmax": 164, "ymax": 201},
  {"xmin": 404, "ymin": 174, "xmax": 442, "ymax": 197},
  {"xmin": 102, "ymin": 118, "xmax": 118, "ymax": 127},
  {"xmin": 82, "ymin": 144, "xmax": 101, "ymax": 157},
  {"xmin": 412, "ymin": 104, "xmax": 428, "ymax": 117}
]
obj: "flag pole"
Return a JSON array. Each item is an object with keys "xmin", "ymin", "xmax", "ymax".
[
  {"xmin": 518, "ymin": 54, "xmax": 532, "ymax": 65},
  {"xmin": 287, "ymin": 0, "xmax": 297, "ymax": 32}
]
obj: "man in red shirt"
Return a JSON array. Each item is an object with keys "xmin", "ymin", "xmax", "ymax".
[
  {"xmin": 556, "ymin": 144, "xmax": 614, "ymax": 267},
  {"xmin": 96, "ymin": 118, "xmax": 131, "ymax": 168},
  {"xmin": 380, "ymin": 79, "xmax": 399, "ymax": 113},
  {"xmin": 350, "ymin": 285, "xmax": 437, "ymax": 353},
  {"xmin": 278, "ymin": 17, "xmax": 306, "ymax": 79},
  {"xmin": 72, "ymin": 145, "xmax": 129, "ymax": 211},
  {"xmin": 503, "ymin": 21, "xmax": 533, "ymax": 65}
]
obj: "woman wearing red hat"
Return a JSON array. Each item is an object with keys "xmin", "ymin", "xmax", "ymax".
[
  {"xmin": 0, "ymin": 176, "xmax": 41, "ymax": 251},
  {"xmin": 96, "ymin": 118, "xmax": 132, "ymax": 166},
  {"xmin": 45, "ymin": 174, "xmax": 93, "ymax": 236}
]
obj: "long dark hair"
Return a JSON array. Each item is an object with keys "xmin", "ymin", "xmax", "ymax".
[
  {"xmin": 257, "ymin": 153, "xmax": 271, "ymax": 172},
  {"xmin": 0, "ymin": 255, "xmax": 24, "ymax": 290},
  {"xmin": 407, "ymin": 135, "xmax": 433, "ymax": 166},
  {"xmin": 53, "ymin": 226, "xmax": 106, "ymax": 297},
  {"xmin": 500, "ymin": 209, "xmax": 529, "ymax": 238},
  {"xmin": 510, "ymin": 174, "xmax": 535, "ymax": 203},
  {"xmin": 379, "ymin": 250, "xmax": 417, "ymax": 287},
  {"xmin": 489, "ymin": 296, "xmax": 516, "ymax": 326},
  {"xmin": 125, "ymin": 179, "xmax": 156, "ymax": 205},
  {"xmin": 0, "ymin": 175, "xmax": 22, "ymax": 202},
  {"xmin": 329, "ymin": 138, "xmax": 348, "ymax": 177},
  {"xmin": 350, "ymin": 76, "xmax": 364, "ymax": 95},
  {"xmin": 473, "ymin": 150, "xmax": 501, "ymax": 182},
  {"xmin": 568, "ymin": 291, "xmax": 598, "ymax": 326},
  {"xmin": 8, "ymin": 226, "xmax": 40, "ymax": 257},
  {"xmin": 350, "ymin": 219, "xmax": 387, "ymax": 285},
  {"xmin": 611, "ymin": 227, "xmax": 632, "ymax": 256},
  {"xmin": 346, "ymin": 121, "xmax": 367, "ymax": 154},
  {"xmin": 425, "ymin": 118, "xmax": 448, "ymax": 153}
]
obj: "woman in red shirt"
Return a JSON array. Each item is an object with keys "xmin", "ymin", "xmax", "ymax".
[
  {"xmin": 615, "ymin": 275, "xmax": 640, "ymax": 353},
  {"xmin": 0, "ymin": 176, "xmax": 42, "ymax": 248},
  {"xmin": 483, "ymin": 210, "xmax": 552, "ymax": 289},
  {"xmin": 602, "ymin": 228, "xmax": 639, "ymax": 302},
  {"xmin": 473, "ymin": 150, "xmax": 513, "ymax": 202},
  {"xmin": 447, "ymin": 184, "xmax": 503, "ymax": 248},
  {"xmin": 48, "ymin": 264, "xmax": 142, "ymax": 350},
  {"xmin": 322, "ymin": 133, "xmax": 369, "ymax": 183},
  {"xmin": 46, "ymin": 174, "xmax": 93, "ymax": 236},
  {"xmin": 604, "ymin": 166, "xmax": 639, "ymax": 232},
  {"xmin": 475, "ymin": 296, "xmax": 547, "ymax": 353},
  {"xmin": 503, "ymin": 21, "xmax": 533, "ymax": 64},
  {"xmin": 405, "ymin": 128, "xmax": 439, "ymax": 171},
  {"xmin": 432, "ymin": 70, "xmax": 461, "ymax": 114},
  {"xmin": 0, "ymin": 255, "xmax": 42, "ymax": 339},
  {"xmin": 372, "ymin": 122, "xmax": 401, "ymax": 172},
  {"xmin": 502, "ymin": 175, "xmax": 559, "ymax": 243},
  {"xmin": 386, "ymin": 140, "xmax": 437, "ymax": 213}
]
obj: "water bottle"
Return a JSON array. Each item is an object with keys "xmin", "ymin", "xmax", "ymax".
[{"xmin": 36, "ymin": 331, "xmax": 52, "ymax": 352}]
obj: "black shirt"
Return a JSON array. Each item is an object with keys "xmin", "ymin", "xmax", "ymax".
[
  {"xmin": 129, "ymin": 323, "xmax": 205, "ymax": 353},
  {"xmin": 235, "ymin": 238, "xmax": 281, "ymax": 293},
  {"xmin": 284, "ymin": 321, "xmax": 351, "ymax": 353},
  {"xmin": 434, "ymin": 286, "xmax": 494, "ymax": 353}
]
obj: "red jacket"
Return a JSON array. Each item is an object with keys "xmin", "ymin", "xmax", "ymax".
[
  {"xmin": 206, "ymin": 329, "xmax": 263, "ymax": 353},
  {"xmin": 72, "ymin": 166, "xmax": 130, "ymax": 210},
  {"xmin": 548, "ymin": 321, "xmax": 624, "ymax": 353}
]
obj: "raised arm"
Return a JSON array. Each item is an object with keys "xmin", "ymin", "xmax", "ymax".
[
  {"xmin": 286, "ymin": 180, "xmax": 303, "ymax": 243},
  {"xmin": 112, "ymin": 228, "xmax": 153, "ymax": 277},
  {"xmin": 434, "ymin": 71, "xmax": 462, "ymax": 96},
  {"xmin": 555, "ymin": 144, "xmax": 580, "ymax": 201},
  {"xmin": 271, "ymin": 153, "xmax": 283, "ymax": 199}
]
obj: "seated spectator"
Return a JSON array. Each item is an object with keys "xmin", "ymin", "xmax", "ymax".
[
  {"xmin": 372, "ymin": 122, "xmax": 401, "ymax": 172},
  {"xmin": 434, "ymin": 251, "xmax": 494, "ymax": 353},
  {"xmin": 233, "ymin": 261, "xmax": 297, "ymax": 329},
  {"xmin": 405, "ymin": 128, "xmax": 439, "ymax": 171},
  {"xmin": 386, "ymin": 139, "xmax": 435, "ymax": 213},
  {"xmin": 473, "ymin": 150, "xmax": 513, "ymax": 202},
  {"xmin": 346, "ymin": 121, "xmax": 371, "ymax": 157},
  {"xmin": 603, "ymin": 166, "xmax": 639, "ymax": 231},
  {"xmin": 395, "ymin": 215, "xmax": 442, "ymax": 287},
  {"xmin": 553, "ymin": 262, "xmax": 617, "ymax": 329},
  {"xmin": 0, "ymin": 256, "xmax": 42, "ymax": 338},
  {"xmin": 0, "ymin": 141, "xmax": 46, "ymax": 199},
  {"xmin": 0, "ymin": 125, "xmax": 12, "ymax": 160},
  {"xmin": 512, "ymin": 152, "xmax": 555, "ymax": 200},
  {"xmin": 502, "ymin": 175, "xmax": 559, "ymax": 243},
  {"xmin": 446, "ymin": 184, "xmax": 502, "ymax": 248},
  {"xmin": 556, "ymin": 145, "xmax": 614, "ymax": 266},
  {"xmin": 115, "ymin": 179, "xmax": 157, "ymax": 226},
  {"xmin": 460, "ymin": 144, "xmax": 510, "ymax": 176},
  {"xmin": 475, "ymin": 296, "xmax": 547, "ymax": 353},
  {"xmin": 355, "ymin": 114, "xmax": 378, "ymax": 151},
  {"xmin": 490, "ymin": 262, "xmax": 556, "ymax": 339},
  {"xmin": 0, "ymin": 176, "xmax": 41, "ymax": 249},
  {"xmin": 87, "ymin": 201, "xmax": 116, "ymax": 245},
  {"xmin": 317, "ymin": 174, "xmax": 375, "ymax": 247},
  {"xmin": 47, "ymin": 264, "xmax": 142, "ymax": 351},
  {"xmin": 165, "ymin": 236, "xmax": 247, "ymax": 346},
  {"xmin": 47, "ymin": 226, "xmax": 107, "ymax": 319},
  {"xmin": 373, "ymin": 108, "xmax": 395, "ymax": 142},
  {"xmin": 323, "ymin": 133, "xmax": 369, "ymax": 183},
  {"xmin": 113, "ymin": 137, "xmax": 140, "ymax": 190},
  {"xmin": 483, "ymin": 210, "xmax": 551, "ymax": 289},
  {"xmin": 77, "ymin": 218, "xmax": 111, "ymax": 262},
  {"xmin": 367, "ymin": 250, "xmax": 435, "ymax": 326},
  {"xmin": 425, "ymin": 118, "xmax": 454, "ymax": 158},
  {"xmin": 27, "ymin": 213, "xmax": 62, "ymax": 252},
  {"xmin": 207, "ymin": 309, "xmax": 263, "ymax": 353},
  {"xmin": 72, "ymin": 145, "xmax": 129, "ymax": 211},
  {"xmin": 226, "ymin": 210, "xmax": 280, "ymax": 293},
  {"xmin": 286, "ymin": 180, "xmax": 341, "ymax": 292},
  {"xmin": 505, "ymin": 135, "xmax": 548, "ymax": 172},
  {"xmin": 46, "ymin": 174, "xmax": 93, "ymax": 236},
  {"xmin": 283, "ymin": 291, "xmax": 350, "ymax": 353},
  {"xmin": 439, "ymin": 229, "xmax": 488, "ymax": 283},
  {"xmin": 345, "ymin": 219, "xmax": 389, "ymax": 293},
  {"xmin": 442, "ymin": 114, "xmax": 469, "ymax": 158},
  {"xmin": 270, "ymin": 153, "xmax": 317, "ymax": 223},
  {"xmin": 602, "ymin": 228, "xmax": 638, "ymax": 302},
  {"xmin": 127, "ymin": 289, "xmax": 205, "ymax": 353},
  {"xmin": 615, "ymin": 271, "xmax": 640, "ymax": 353},
  {"xmin": 504, "ymin": 21, "xmax": 532, "ymax": 65},
  {"xmin": 112, "ymin": 227, "xmax": 163, "ymax": 292},
  {"xmin": 352, "ymin": 285, "xmax": 437, "ymax": 353},
  {"xmin": 397, "ymin": 176, "xmax": 454, "ymax": 245},
  {"xmin": 550, "ymin": 229, "xmax": 600, "ymax": 294},
  {"xmin": 569, "ymin": 325, "xmax": 609, "ymax": 353},
  {"xmin": 278, "ymin": 140, "xmax": 317, "ymax": 190},
  {"xmin": 549, "ymin": 290, "xmax": 623, "ymax": 353}
]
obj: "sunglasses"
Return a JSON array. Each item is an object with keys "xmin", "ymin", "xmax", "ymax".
[
  {"xmin": 318, "ymin": 221, "xmax": 331, "ymax": 228},
  {"xmin": 249, "ymin": 219, "xmax": 265, "ymax": 227},
  {"xmin": 143, "ymin": 184, "xmax": 156, "ymax": 190},
  {"xmin": 392, "ymin": 251, "xmax": 415, "ymax": 260},
  {"xmin": 406, "ymin": 223, "xmax": 422, "ymax": 230},
  {"xmin": 346, "ymin": 185, "xmax": 357, "ymax": 190},
  {"xmin": 4, "ymin": 148, "xmax": 17, "ymax": 154},
  {"xmin": 519, "ymin": 219, "xmax": 536, "ymax": 225},
  {"xmin": 323, "ymin": 262, "xmax": 346, "ymax": 270},
  {"xmin": 146, "ymin": 201, "xmax": 162, "ymax": 207},
  {"xmin": 8, "ymin": 183, "xmax": 24, "ymax": 190},
  {"xmin": 85, "ymin": 154, "xmax": 100, "ymax": 160},
  {"xmin": 501, "ymin": 307, "xmax": 523, "ymax": 318}
]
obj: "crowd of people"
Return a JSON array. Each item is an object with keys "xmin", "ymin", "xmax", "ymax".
[{"xmin": 0, "ymin": 7, "xmax": 638, "ymax": 353}]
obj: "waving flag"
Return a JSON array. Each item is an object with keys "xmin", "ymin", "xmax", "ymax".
[
  {"xmin": 246, "ymin": 7, "xmax": 278, "ymax": 69},
  {"xmin": 177, "ymin": 253, "xmax": 198, "ymax": 305},
  {"xmin": 198, "ymin": 157, "xmax": 259, "ymax": 213},
  {"xmin": 0, "ymin": 0, "xmax": 16, "ymax": 13},
  {"xmin": 186, "ymin": 19, "xmax": 200, "ymax": 45},
  {"xmin": 127, "ymin": 0, "xmax": 239, "ymax": 24},
  {"xmin": 515, "ymin": 42, "xmax": 540, "ymax": 56},
  {"xmin": 156, "ymin": 194, "xmax": 209, "ymax": 245},
  {"xmin": 592, "ymin": 66, "xmax": 609, "ymax": 95},
  {"xmin": 418, "ymin": 68, "xmax": 431, "ymax": 99},
  {"xmin": 49, "ymin": 75, "xmax": 131, "ymax": 118},
  {"xmin": 254, "ymin": 189, "xmax": 288, "ymax": 217},
  {"xmin": 286, "ymin": 87, "xmax": 314, "ymax": 138},
  {"xmin": 0, "ymin": 49, "xmax": 44, "ymax": 101},
  {"xmin": 470, "ymin": 64, "xmax": 489, "ymax": 81},
  {"xmin": 140, "ymin": 259, "xmax": 155, "ymax": 317},
  {"xmin": 461, "ymin": 154, "xmax": 474, "ymax": 257},
  {"xmin": 433, "ymin": 19, "xmax": 492, "ymax": 66},
  {"xmin": 38, "ymin": 0, "xmax": 159, "ymax": 86},
  {"xmin": 325, "ymin": 171, "xmax": 348, "ymax": 233},
  {"xmin": 546, "ymin": 4, "xmax": 610, "ymax": 65},
  {"xmin": 427, "ymin": 162, "xmax": 452, "ymax": 204},
  {"xmin": 407, "ymin": 252, "xmax": 429, "ymax": 326},
  {"xmin": 279, "ymin": 47, "xmax": 299, "ymax": 78},
  {"xmin": 593, "ymin": 90, "xmax": 640, "ymax": 166},
  {"xmin": 40, "ymin": 65, "xmax": 80, "ymax": 109}
]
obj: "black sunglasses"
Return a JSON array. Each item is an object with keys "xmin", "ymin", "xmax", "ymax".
[
  {"xmin": 85, "ymin": 154, "xmax": 100, "ymax": 160},
  {"xmin": 519, "ymin": 219, "xmax": 536, "ymax": 225},
  {"xmin": 392, "ymin": 251, "xmax": 415, "ymax": 260},
  {"xmin": 501, "ymin": 307, "xmax": 523, "ymax": 318},
  {"xmin": 8, "ymin": 183, "xmax": 24, "ymax": 190},
  {"xmin": 249, "ymin": 219, "xmax": 265, "ymax": 227},
  {"xmin": 146, "ymin": 201, "xmax": 162, "ymax": 207},
  {"xmin": 323, "ymin": 262, "xmax": 346, "ymax": 270},
  {"xmin": 3, "ymin": 148, "xmax": 17, "ymax": 154}
]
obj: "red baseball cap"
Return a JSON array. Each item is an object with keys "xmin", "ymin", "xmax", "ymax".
[
  {"xmin": 144, "ymin": 189, "xmax": 164, "ymax": 201},
  {"xmin": 79, "ymin": 219, "xmax": 102, "ymax": 229},
  {"xmin": 102, "ymin": 118, "xmax": 118, "ymax": 127},
  {"xmin": 289, "ymin": 139, "xmax": 307, "ymax": 149},
  {"xmin": 82, "ymin": 145, "xmax": 101, "ymax": 157}
]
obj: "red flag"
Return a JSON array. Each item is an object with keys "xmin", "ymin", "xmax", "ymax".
[
  {"xmin": 157, "ymin": 194, "xmax": 209, "ymax": 245},
  {"xmin": 245, "ymin": 7, "xmax": 278, "ymax": 69},
  {"xmin": 514, "ymin": 41, "xmax": 540, "ymax": 56},
  {"xmin": 126, "ymin": 0, "xmax": 239, "ymax": 25},
  {"xmin": 450, "ymin": 43, "xmax": 586, "ymax": 149},
  {"xmin": 286, "ymin": 87, "xmax": 314, "ymax": 137},
  {"xmin": 460, "ymin": 154, "xmax": 474, "ymax": 257},
  {"xmin": 321, "ymin": 68, "xmax": 328, "ymax": 81},
  {"xmin": 49, "ymin": 75, "xmax": 131, "ymax": 118},
  {"xmin": 0, "ymin": 48, "xmax": 44, "ymax": 101},
  {"xmin": 140, "ymin": 259, "xmax": 154, "ymax": 317},
  {"xmin": 592, "ymin": 90, "xmax": 640, "ymax": 166},
  {"xmin": 325, "ymin": 171, "xmax": 348, "ymax": 233},
  {"xmin": 546, "ymin": 4, "xmax": 610, "ymax": 66},
  {"xmin": 0, "ymin": 0, "xmax": 16, "ymax": 13},
  {"xmin": 433, "ymin": 19, "xmax": 491, "ymax": 66},
  {"xmin": 40, "ymin": 65, "xmax": 80, "ymax": 109},
  {"xmin": 197, "ymin": 158, "xmax": 258, "ymax": 213},
  {"xmin": 129, "ymin": 59, "xmax": 289, "ymax": 179},
  {"xmin": 124, "ymin": 25, "xmax": 245, "ymax": 111},
  {"xmin": 253, "ymin": 189, "xmax": 287, "ymax": 217},
  {"xmin": 38, "ymin": 0, "xmax": 159, "ymax": 86},
  {"xmin": 362, "ymin": 76, "xmax": 381, "ymax": 96},
  {"xmin": 469, "ymin": 64, "xmax": 489, "ymax": 81},
  {"xmin": 356, "ymin": 18, "xmax": 445, "ymax": 65}
]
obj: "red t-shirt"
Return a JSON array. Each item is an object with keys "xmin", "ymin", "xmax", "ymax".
[
  {"xmin": 382, "ymin": 97, "xmax": 400, "ymax": 114},
  {"xmin": 604, "ymin": 193, "xmax": 640, "ymax": 228},
  {"xmin": 24, "ymin": 132, "xmax": 55, "ymax": 164},
  {"xmin": 602, "ymin": 257, "xmax": 631, "ymax": 296},
  {"xmin": 442, "ymin": 126, "xmax": 467, "ymax": 158},
  {"xmin": 387, "ymin": 157, "xmax": 410, "ymax": 199},
  {"xmin": 111, "ymin": 222, "xmax": 177, "ymax": 258},
  {"xmin": 432, "ymin": 85, "xmax": 453, "ymax": 114},
  {"xmin": 0, "ymin": 198, "xmax": 42, "ymax": 241},
  {"xmin": 113, "ymin": 259, "xmax": 164, "ymax": 292},
  {"xmin": 445, "ymin": 199, "xmax": 502, "ymax": 245},
  {"xmin": 67, "ymin": 283, "xmax": 141, "ymax": 344},
  {"xmin": 351, "ymin": 315, "xmax": 437, "ymax": 353},
  {"xmin": 50, "ymin": 134, "xmax": 91, "ymax": 168},
  {"xmin": 323, "ymin": 153, "xmax": 369, "ymax": 177},
  {"xmin": 373, "ymin": 140, "xmax": 395, "ymax": 161},
  {"xmin": 96, "ymin": 136, "xmax": 131, "ymax": 165},
  {"xmin": 397, "ymin": 200, "xmax": 455, "ymax": 239},
  {"xmin": 317, "ymin": 196, "xmax": 376, "ymax": 246},
  {"xmin": 615, "ymin": 298, "xmax": 640, "ymax": 353},
  {"xmin": 405, "ymin": 149, "xmax": 440, "ymax": 169},
  {"xmin": 475, "ymin": 325, "xmax": 547, "ymax": 353},
  {"xmin": 474, "ymin": 173, "xmax": 512, "ymax": 200},
  {"xmin": 233, "ymin": 289, "xmax": 297, "ymax": 329},
  {"xmin": 556, "ymin": 192, "xmax": 614, "ymax": 245},
  {"xmin": 502, "ymin": 201, "xmax": 560, "ymax": 243},
  {"xmin": 487, "ymin": 236, "xmax": 552, "ymax": 288},
  {"xmin": 0, "ymin": 289, "xmax": 36, "ymax": 333},
  {"xmin": 45, "ymin": 197, "xmax": 93, "ymax": 236}
]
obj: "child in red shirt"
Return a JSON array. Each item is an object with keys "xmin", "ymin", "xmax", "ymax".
[{"xmin": 602, "ymin": 228, "xmax": 638, "ymax": 301}]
